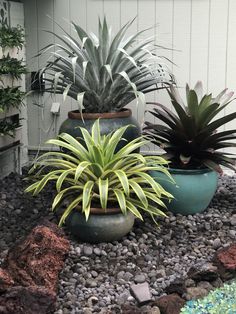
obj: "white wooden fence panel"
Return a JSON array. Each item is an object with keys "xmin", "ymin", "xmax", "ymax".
[{"xmin": 23, "ymin": 0, "xmax": 236, "ymax": 153}]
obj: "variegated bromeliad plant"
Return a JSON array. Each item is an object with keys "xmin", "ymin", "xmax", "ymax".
[
  {"xmin": 144, "ymin": 81, "xmax": 236, "ymax": 174},
  {"xmin": 25, "ymin": 120, "xmax": 173, "ymax": 226},
  {"xmin": 37, "ymin": 17, "xmax": 173, "ymax": 113}
]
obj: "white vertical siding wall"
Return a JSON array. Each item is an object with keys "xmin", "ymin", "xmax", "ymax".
[{"xmin": 23, "ymin": 0, "xmax": 236, "ymax": 152}]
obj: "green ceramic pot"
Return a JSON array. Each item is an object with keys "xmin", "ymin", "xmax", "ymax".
[
  {"xmin": 59, "ymin": 109, "xmax": 140, "ymax": 151},
  {"xmin": 66, "ymin": 208, "xmax": 135, "ymax": 243},
  {"xmin": 150, "ymin": 168, "xmax": 218, "ymax": 215}
]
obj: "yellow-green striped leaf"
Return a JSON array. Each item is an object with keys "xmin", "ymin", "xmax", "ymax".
[
  {"xmin": 114, "ymin": 189, "xmax": 126, "ymax": 214},
  {"xmin": 98, "ymin": 178, "xmax": 109, "ymax": 209}
]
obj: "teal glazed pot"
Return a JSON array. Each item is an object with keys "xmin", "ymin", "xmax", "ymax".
[
  {"xmin": 59, "ymin": 109, "xmax": 140, "ymax": 151},
  {"xmin": 150, "ymin": 168, "xmax": 219, "ymax": 215},
  {"xmin": 66, "ymin": 207, "xmax": 135, "ymax": 243}
]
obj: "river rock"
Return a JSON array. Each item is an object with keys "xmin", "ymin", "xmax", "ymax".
[
  {"xmin": 165, "ymin": 278, "xmax": 186, "ymax": 296},
  {"xmin": 130, "ymin": 282, "xmax": 151, "ymax": 305},
  {"xmin": 187, "ymin": 262, "xmax": 218, "ymax": 282},
  {"xmin": 185, "ymin": 286, "xmax": 208, "ymax": 300}
]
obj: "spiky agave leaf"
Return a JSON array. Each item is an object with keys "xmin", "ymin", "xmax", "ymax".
[
  {"xmin": 25, "ymin": 119, "xmax": 173, "ymax": 225},
  {"xmin": 144, "ymin": 82, "xmax": 236, "ymax": 173},
  {"xmin": 37, "ymin": 17, "xmax": 173, "ymax": 113}
]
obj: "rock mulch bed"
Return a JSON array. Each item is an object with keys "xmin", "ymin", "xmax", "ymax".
[{"xmin": 0, "ymin": 172, "xmax": 236, "ymax": 313}]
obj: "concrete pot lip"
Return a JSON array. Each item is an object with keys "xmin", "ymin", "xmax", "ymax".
[{"xmin": 68, "ymin": 108, "xmax": 132, "ymax": 120}]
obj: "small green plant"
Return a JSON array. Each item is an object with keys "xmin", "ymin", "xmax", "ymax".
[
  {"xmin": 144, "ymin": 81, "xmax": 236, "ymax": 173},
  {"xmin": 0, "ymin": 86, "xmax": 26, "ymax": 112},
  {"xmin": 0, "ymin": 25, "xmax": 24, "ymax": 50},
  {"xmin": 181, "ymin": 280, "xmax": 236, "ymax": 314},
  {"xmin": 0, "ymin": 118, "xmax": 21, "ymax": 137},
  {"xmin": 0, "ymin": 55, "xmax": 27, "ymax": 79},
  {"xmin": 25, "ymin": 119, "xmax": 173, "ymax": 226},
  {"xmin": 38, "ymin": 17, "xmax": 173, "ymax": 113}
]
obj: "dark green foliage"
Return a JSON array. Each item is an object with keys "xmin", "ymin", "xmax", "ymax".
[
  {"xmin": 144, "ymin": 81, "xmax": 236, "ymax": 173},
  {"xmin": 0, "ymin": 86, "xmax": 26, "ymax": 112},
  {"xmin": 0, "ymin": 118, "xmax": 21, "ymax": 137},
  {"xmin": 0, "ymin": 55, "xmax": 27, "ymax": 79},
  {"xmin": 0, "ymin": 25, "xmax": 24, "ymax": 49}
]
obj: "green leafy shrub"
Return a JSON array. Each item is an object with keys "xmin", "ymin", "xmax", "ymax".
[
  {"xmin": 0, "ymin": 25, "xmax": 24, "ymax": 49},
  {"xmin": 181, "ymin": 280, "xmax": 236, "ymax": 314},
  {"xmin": 0, "ymin": 55, "xmax": 26, "ymax": 79},
  {"xmin": 144, "ymin": 81, "xmax": 236, "ymax": 173},
  {"xmin": 25, "ymin": 119, "xmax": 173, "ymax": 226},
  {"xmin": 0, "ymin": 86, "xmax": 26, "ymax": 112},
  {"xmin": 0, "ymin": 118, "xmax": 21, "ymax": 137}
]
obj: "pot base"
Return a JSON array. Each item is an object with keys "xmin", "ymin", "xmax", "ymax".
[
  {"xmin": 150, "ymin": 168, "xmax": 218, "ymax": 215},
  {"xmin": 66, "ymin": 210, "xmax": 135, "ymax": 243}
]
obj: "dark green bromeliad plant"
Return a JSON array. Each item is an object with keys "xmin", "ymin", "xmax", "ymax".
[
  {"xmin": 144, "ymin": 81, "xmax": 236, "ymax": 215},
  {"xmin": 144, "ymin": 81, "xmax": 236, "ymax": 174},
  {"xmin": 25, "ymin": 120, "xmax": 173, "ymax": 242}
]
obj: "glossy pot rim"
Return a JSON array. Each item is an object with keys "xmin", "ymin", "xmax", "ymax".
[
  {"xmin": 68, "ymin": 108, "xmax": 132, "ymax": 120},
  {"xmin": 75, "ymin": 206, "xmax": 122, "ymax": 215},
  {"xmin": 167, "ymin": 168, "xmax": 217, "ymax": 175}
]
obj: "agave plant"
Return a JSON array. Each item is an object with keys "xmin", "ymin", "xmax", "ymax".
[
  {"xmin": 25, "ymin": 120, "xmax": 173, "ymax": 226},
  {"xmin": 38, "ymin": 17, "xmax": 173, "ymax": 113},
  {"xmin": 144, "ymin": 81, "xmax": 236, "ymax": 173}
]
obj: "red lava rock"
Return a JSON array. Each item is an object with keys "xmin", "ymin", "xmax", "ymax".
[
  {"xmin": 0, "ymin": 268, "xmax": 14, "ymax": 292},
  {"xmin": 0, "ymin": 286, "xmax": 56, "ymax": 314},
  {"xmin": 2, "ymin": 221, "xmax": 70, "ymax": 292},
  {"xmin": 0, "ymin": 221, "xmax": 69, "ymax": 314},
  {"xmin": 214, "ymin": 243, "xmax": 236, "ymax": 279},
  {"xmin": 215, "ymin": 243, "xmax": 236, "ymax": 270},
  {"xmin": 154, "ymin": 293, "xmax": 185, "ymax": 314}
]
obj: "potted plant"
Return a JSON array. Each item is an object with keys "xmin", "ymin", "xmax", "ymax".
[
  {"xmin": 38, "ymin": 17, "xmax": 173, "ymax": 146},
  {"xmin": 0, "ymin": 55, "xmax": 26, "ymax": 80},
  {"xmin": 0, "ymin": 118, "xmax": 22, "ymax": 149},
  {"xmin": 0, "ymin": 86, "xmax": 26, "ymax": 113},
  {"xmin": 25, "ymin": 119, "xmax": 173, "ymax": 243},
  {"xmin": 144, "ymin": 81, "xmax": 236, "ymax": 215},
  {"xmin": 0, "ymin": 24, "xmax": 24, "ymax": 58}
]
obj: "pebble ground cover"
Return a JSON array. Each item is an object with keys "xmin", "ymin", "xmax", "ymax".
[{"xmin": 0, "ymin": 171, "xmax": 236, "ymax": 313}]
